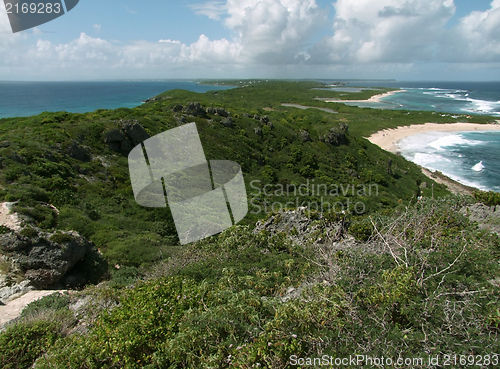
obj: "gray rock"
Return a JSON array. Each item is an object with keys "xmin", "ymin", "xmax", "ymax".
[
  {"xmin": 253, "ymin": 114, "xmax": 260, "ymax": 120},
  {"xmin": 216, "ymin": 108, "xmax": 229, "ymax": 117},
  {"xmin": 460, "ymin": 203, "xmax": 500, "ymax": 235},
  {"xmin": 172, "ymin": 104, "xmax": 183, "ymax": 112},
  {"xmin": 121, "ymin": 120, "xmax": 149, "ymax": 146},
  {"xmin": 420, "ymin": 181, "xmax": 428, "ymax": 189},
  {"xmin": 67, "ymin": 141, "xmax": 91, "ymax": 162},
  {"xmin": 0, "ymin": 280, "xmax": 34, "ymax": 304},
  {"xmin": 175, "ymin": 115, "xmax": 187, "ymax": 125},
  {"xmin": 206, "ymin": 107, "xmax": 216, "ymax": 115},
  {"xmin": 220, "ymin": 117, "xmax": 234, "ymax": 128},
  {"xmin": 0, "ymin": 141, "xmax": 10, "ymax": 148},
  {"xmin": 254, "ymin": 208, "xmax": 347, "ymax": 247},
  {"xmin": 321, "ymin": 124, "xmax": 348, "ymax": 146},
  {"xmin": 0, "ymin": 233, "xmax": 31, "ymax": 252},
  {"xmin": 261, "ymin": 115, "xmax": 269, "ymax": 124},
  {"xmin": 254, "ymin": 127, "xmax": 263, "ymax": 136},
  {"xmin": 104, "ymin": 120, "xmax": 149, "ymax": 154},
  {"xmin": 183, "ymin": 102, "xmax": 206, "ymax": 117},
  {"xmin": 1, "ymin": 229, "xmax": 103, "ymax": 289},
  {"xmin": 300, "ymin": 130, "xmax": 312, "ymax": 143}
]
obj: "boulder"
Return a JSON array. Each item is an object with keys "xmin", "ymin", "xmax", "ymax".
[
  {"xmin": 254, "ymin": 127, "xmax": 263, "ymax": 136},
  {"xmin": 261, "ymin": 115, "xmax": 269, "ymax": 124},
  {"xmin": 321, "ymin": 124, "xmax": 348, "ymax": 146},
  {"xmin": 220, "ymin": 117, "xmax": 234, "ymax": 128},
  {"xmin": 1, "ymin": 229, "xmax": 106, "ymax": 289},
  {"xmin": 299, "ymin": 130, "xmax": 312, "ymax": 143},
  {"xmin": 172, "ymin": 104, "xmax": 183, "ymax": 112},
  {"xmin": 183, "ymin": 102, "xmax": 206, "ymax": 117},
  {"xmin": 67, "ymin": 141, "xmax": 91, "ymax": 162},
  {"xmin": 206, "ymin": 107, "xmax": 216, "ymax": 115},
  {"xmin": 216, "ymin": 108, "xmax": 229, "ymax": 117},
  {"xmin": 121, "ymin": 120, "xmax": 149, "ymax": 146},
  {"xmin": 104, "ymin": 120, "xmax": 149, "ymax": 155},
  {"xmin": 253, "ymin": 114, "xmax": 260, "ymax": 120}
]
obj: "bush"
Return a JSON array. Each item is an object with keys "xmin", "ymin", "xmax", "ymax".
[
  {"xmin": 474, "ymin": 190, "xmax": 500, "ymax": 206},
  {"xmin": 49, "ymin": 231, "xmax": 74, "ymax": 244},
  {"xmin": 0, "ymin": 320, "xmax": 61, "ymax": 369},
  {"xmin": 19, "ymin": 226, "xmax": 38, "ymax": 239},
  {"xmin": 20, "ymin": 293, "xmax": 71, "ymax": 318}
]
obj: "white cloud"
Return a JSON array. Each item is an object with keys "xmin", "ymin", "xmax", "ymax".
[
  {"xmin": 1, "ymin": 0, "xmax": 500, "ymax": 80},
  {"xmin": 224, "ymin": 0, "xmax": 328, "ymax": 63},
  {"xmin": 189, "ymin": 1, "xmax": 227, "ymax": 20},
  {"xmin": 445, "ymin": 0, "xmax": 500, "ymax": 62},
  {"xmin": 93, "ymin": 24, "xmax": 102, "ymax": 34},
  {"xmin": 309, "ymin": 0, "xmax": 456, "ymax": 64}
]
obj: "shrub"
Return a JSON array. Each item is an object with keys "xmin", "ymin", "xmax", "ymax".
[
  {"xmin": 19, "ymin": 226, "xmax": 38, "ymax": 239},
  {"xmin": 20, "ymin": 293, "xmax": 71, "ymax": 318},
  {"xmin": 474, "ymin": 190, "xmax": 500, "ymax": 206},
  {"xmin": 49, "ymin": 232, "xmax": 74, "ymax": 244},
  {"xmin": 0, "ymin": 320, "xmax": 61, "ymax": 369}
]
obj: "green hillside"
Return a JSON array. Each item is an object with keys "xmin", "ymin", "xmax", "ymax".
[
  {"xmin": 0, "ymin": 81, "xmax": 470, "ymax": 267},
  {"xmin": 1, "ymin": 81, "xmax": 500, "ymax": 368}
]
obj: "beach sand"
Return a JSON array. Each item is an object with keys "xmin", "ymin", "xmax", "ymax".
[
  {"xmin": 367, "ymin": 122, "xmax": 500, "ymax": 154},
  {"xmin": 367, "ymin": 122, "xmax": 500, "ymax": 194},
  {"xmin": 321, "ymin": 89, "xmax": 405, "ymax": 103}
]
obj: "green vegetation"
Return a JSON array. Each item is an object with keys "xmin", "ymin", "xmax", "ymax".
[
  {"xmin": 0, "ymin": 81, "xmax": 463, "ymax": 267},
  {"xmin": 474, "ymin": 190, "xmax": 500, "ymax": 206},
  {"xmin": 1, "ymin": 81, "xmax": 499, "ymax": 367}
]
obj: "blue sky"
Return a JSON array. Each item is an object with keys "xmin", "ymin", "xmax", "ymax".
[{"xmin": 1, "ymin": 0, "xmax": 500, "ymax": 80}]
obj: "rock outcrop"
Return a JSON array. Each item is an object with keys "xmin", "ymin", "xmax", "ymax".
[
  {"xmin": 66, "ymin": 141, "xmax": 91, "ymax": 162},
  {"xmin": 220, "ymin": 117, "xmax": 234, "ymax": 128},
  {"xmin": 104, "ymin": 120, "xmax": 149, "ymax": 154},
  {"xmin": 460, "ymin": 203, "xmax": 500, "ymax": 235},
  {"xmin": 183, "ymin": 102, "xmax": 207, "ymax": 117},
  {"xmin": 320, "ymin": 123, "xmax": 349, "ymax": 146},
  {"xmin": 0, "ymin": 227, "xmax": 107, "ymax": 299},
  {"xmin": 299, "ymin": 130, "xmax": 312, "ymax": 143}
]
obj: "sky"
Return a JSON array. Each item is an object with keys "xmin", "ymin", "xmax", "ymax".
[{"xmin": 0, "ymin": 0, "xmax": 500, "ymax": 81}]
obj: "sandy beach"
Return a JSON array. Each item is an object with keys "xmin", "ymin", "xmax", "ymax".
[
  {"xmin": 367, "ymin": 122, "xmax": 500, "ymax": 154},
  {"xmin": 321, "ymin": 89, "xmax": 405, "ymax": 103},
  {"xmin": 367, "ymin": 121, "xmax": 500, "ymax": 194}
]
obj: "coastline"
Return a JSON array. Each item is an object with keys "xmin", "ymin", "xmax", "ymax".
[
  {"xmin": 367, "ymin": 122, "xmax": 500, "ymax": 154},
  {"xmin": 321, "ymin": 89, "xmax": 405, "ymax": 103},
  {"xmin": 367, "ymin": 122, "xmax": 500, "ymax": 195}
]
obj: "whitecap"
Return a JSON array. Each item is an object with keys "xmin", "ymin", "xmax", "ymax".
[
  {"xmin": 471, "ymin": 161, "xmax": 485, "ymax": 172},
  {"xmin": 428, "ymin": 134, "xmax": 484, "ymax": 150}
]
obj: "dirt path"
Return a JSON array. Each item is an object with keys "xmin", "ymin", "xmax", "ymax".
[
  {"xmin": 0, "ymin": 290, "xmax": 67, "ymax": 327},
  {"xmin": 0, "ymin": 202, "xmax": 22, "ymax": 230},
  {"xmin": 281, "ymin": 103, "xmax": 338, "ymax": 114}
]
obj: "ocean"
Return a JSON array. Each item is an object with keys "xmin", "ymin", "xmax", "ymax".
[
  {"xmin": 321, "ymin": 80, "xmax": 500, "ymax": 192},
  {"xmin": 0, "ymin": 81, "xmax": 234, "ymax": 119},
  {"xmin": 1, "ymin": 79, "xmax": 499, "ymax": 192}
]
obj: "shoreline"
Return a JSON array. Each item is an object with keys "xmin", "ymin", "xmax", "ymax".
[
  {"xmin": 367, "ymin": 122, "xmax": 500, "ymax": 195},
  {"xmin": 320, "ymin": 89, "xmax": 405, "ymax": 103},
  {"xmin": 367, "ymin": 122, "xmax": 500, "ymax": 154}
]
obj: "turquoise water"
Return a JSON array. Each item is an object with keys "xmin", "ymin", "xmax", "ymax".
[
  {"xmin": 399, "ymin": 131, "xmax": 500, "ymax": 192},
  {"xmin": 0, "ymin": 81, "xmax": 234, "ymax": 119},
  {"xmin": 322, "ymin": 81, "xmax": 500, "ymax": 117},
  {"xmin": 319, "ymin": 80, "xmax": 500, "ymax": 191}
]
